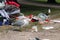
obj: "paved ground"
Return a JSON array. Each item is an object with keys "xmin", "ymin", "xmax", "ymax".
[{"xmin": 0, "ymin": 30, "xmax": 60, "ymax": 40}]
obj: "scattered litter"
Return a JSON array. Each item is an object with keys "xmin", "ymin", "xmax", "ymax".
[
  {"xmin": 21, "ymin": 18, "xmax": 30, "ymax": 26},
  {"xmin": 31, "ymin": 16, "xmax": 39, "ymax": 22},
  {"xmin": 12, "ymin": 16, "xmax": 30, "ymax": 27},
  {"xmin": 0, "ymin": 2, "xmax": 5, "ymax": 8},
  {"xmin": 48, "ymin": 8, "xmax": 51, "ymax": 14},
  {"xmin": 42, "ymin": 39, "xmax": 50, "ymax": 40},
  {"xmin": 51, "ymin": 20, "xmax": 60, "ymax": 23},
  {"xmin": 37, "ymin": 13, "xmax": 48, "ymax": 21},
  {"xmin": 29, "ymin": 37, "xmax": 40, "ymax": 40},
  {"xmin": 42, "ymin": 26, "xmax": 54, "ymax": 30},
  {"xmin": 35, "ymin": 37, "xmax": 40, "ymax": 40},
  {"xmin": 32, "ymin": 25, "xmax": 38, "ymax": 32},
  {"xmin": 0, "ymin": 21, "xmax": 3, "ymax": 26},
  {"xmin": 3, "ymin": 19, "xmax": 7, "ymax": 25}
]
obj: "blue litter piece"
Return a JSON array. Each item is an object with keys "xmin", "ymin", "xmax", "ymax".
[
  {"xmin": 0, "ymin": 21, "xmax": 3, "ymax": 26},
  {"xmin": 5, "ymin": 21, "xmax": 9, "ymax": 25}
]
